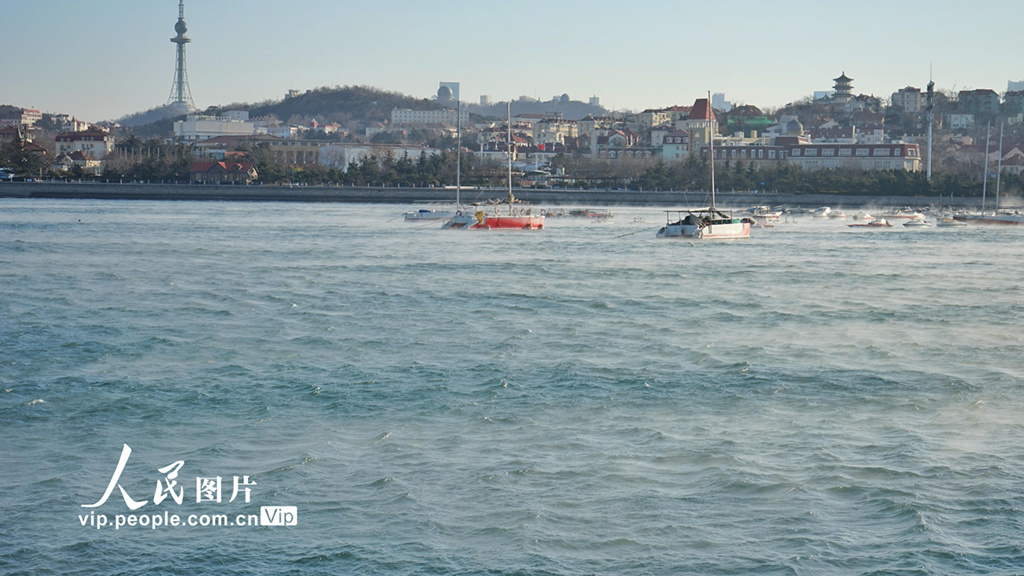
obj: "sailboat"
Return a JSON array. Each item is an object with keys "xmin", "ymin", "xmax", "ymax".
[
  {"xmin": 443, "ymin": 102, "xmax": 544, "ymax": 230},
  {"xmin": 656, "ymin": 93, "xmax": 752, "ymax": 240},
  {"xmin": 954, "ymin": 121, "xmax": 1024, "ymax": 225}
]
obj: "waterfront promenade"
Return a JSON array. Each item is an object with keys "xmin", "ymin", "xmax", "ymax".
[{"xmin": 0, "ymin": 180, "xmax": 984, "ymax": 210}]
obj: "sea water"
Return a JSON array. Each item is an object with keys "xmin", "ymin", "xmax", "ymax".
[{"xmin": 1, "ymin": 199, "xmax": 1022, "ymax": 575}]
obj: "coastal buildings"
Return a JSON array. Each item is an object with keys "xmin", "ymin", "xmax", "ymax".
[
  {"xmin": 173, "ymin": 112, "xmax": 256, "ymax": 142},
  {"xmin": 390, "ymin": 107, "xmax": 468, "ymax": 126},
  {"xmin": 958, "ymin": 89, "xmax": 1001, "ymax": 116},
  {"xmin": 55, "ymin": 128, "xmax": 114, "ymax": 159},
  {"xmin": 9, "ymin": 71, "xmax": 1024, "ymax": 185},
  {"xmin": 891, "ymin": 87, "xmax": 925, "ymax": 114},
  {"xmin": 0, "ymin": 108, "xmax": 42, "ymax": 127}
]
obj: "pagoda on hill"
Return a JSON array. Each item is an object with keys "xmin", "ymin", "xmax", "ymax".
[{"xmin": 832, "ymin": 72, "xmax": 854, "ymax": 105}]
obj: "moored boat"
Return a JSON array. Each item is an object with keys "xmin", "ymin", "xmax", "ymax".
[
  {"xmin": 404, "ymin": 208, "xmax": 456, "ymax": 222},
  {"xmin": 656, "ymin": 92, "xmax": 751, "ymax": 241},
  {"xmin": 657, "ymin": 208, "xmax": 753, "ymax": 239},
  {"xmin": 953, "ymin": 212, "xmax": 1024, "ymax": 225},
  {"xmin": 882, "ymin": 208, "xmax": 925, "ymax": 220},
  {"xmin": 443, "ymin": 195, "xmax": 544, "ymax": 230},
  {"xmin": 443, "ymin": 101, "xmax": 544, "ymax": 231},
  {"xmin": 847, "ymin": 218, "xmax": 892, "ymax": 228},
  {"xmin": 569, "ymin": 208, "xmax": 614, "ymax": 221}
]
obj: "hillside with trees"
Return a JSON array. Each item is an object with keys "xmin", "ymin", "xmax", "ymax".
[{"xmin": 211, "ymin": 85, "xmax": 443, "ymax": 126}]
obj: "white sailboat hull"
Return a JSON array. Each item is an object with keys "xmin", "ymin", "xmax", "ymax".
[{"xmin": 656, "ymin": 213, "xmax": 751, "ymax": 240}]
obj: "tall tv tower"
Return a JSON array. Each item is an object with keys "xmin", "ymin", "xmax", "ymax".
[{"xmin": 167, "ymin": 0, "xmax": 195, "ymax": 111}]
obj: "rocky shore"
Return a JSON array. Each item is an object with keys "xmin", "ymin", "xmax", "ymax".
[{"xmin": 0, "ymin": 180, "xmax": 984, "ymax": 210}]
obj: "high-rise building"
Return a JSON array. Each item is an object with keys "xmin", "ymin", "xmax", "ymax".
[
  {"xmin": 711, "ymin": 93, "xmax": 733, "ymax": 112},
  {"xmin": 167, "ymin": 0, "xmax": 196, "ymax": 112}
]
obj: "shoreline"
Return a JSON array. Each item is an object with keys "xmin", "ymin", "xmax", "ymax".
[{"xmin": 0, "ymin": 180, "xmax": 995, "ymax": 210}]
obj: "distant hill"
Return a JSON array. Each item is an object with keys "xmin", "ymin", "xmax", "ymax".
[
  {"xmin": 118, "ymin": 85, "xmax": 608, "ymax": 137},
  {"xmin": 117, "ymin": 103, "xmax": 190, "ymax": 128},
  {"xmin": 216, "ymin": 85, "xmax": 443, "ymax": 125}
]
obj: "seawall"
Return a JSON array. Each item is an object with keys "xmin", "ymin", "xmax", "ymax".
[{"xmin": 0, "ymin": 181, "xmax": 983, "ymax": 209}]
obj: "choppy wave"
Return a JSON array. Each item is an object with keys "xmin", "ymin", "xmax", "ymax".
[{"xmin": 2, "ymin": 199, "xmax": 1023, "ymax": 575}]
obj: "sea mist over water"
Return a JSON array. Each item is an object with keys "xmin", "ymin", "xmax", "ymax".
[{"xmin": 2, "ymin": 199, "xmax": 1023, "ymax": 575}]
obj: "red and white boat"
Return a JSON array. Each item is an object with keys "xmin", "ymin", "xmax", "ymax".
[
  {"xmin": 443, "ymin": 101, "xmax": 544, "ymax": 231},
  {"xmin": 442, "ymin": 193, "xmax": 544, "ymax": 230}
]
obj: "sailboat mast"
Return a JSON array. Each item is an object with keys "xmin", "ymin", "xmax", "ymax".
[
  {"xmin": 708, "ymin": 91, "xmax": 715, "ymax": 209},
  {"xmin": 982, "ymin": 121, "xmax": 990, "ymax": 213},
  {"xmin": 996, "ymin": 121, "xmax": 1004, "ymax": 212},
  {"xmin": 456, "ymin": 89, "xmax": 461, "ymax": 208},
  {"xmin": 507, "ymin": 101, "xmax": 513, "ymax": 202}
]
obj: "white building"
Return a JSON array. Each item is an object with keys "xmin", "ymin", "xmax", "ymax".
[
  {"xmin": 174, "ymin": 112, "xmax": 257, "ymax": 141},
  {"xmin": 890, "ymin": 86, "xmax": 925, "ymax": 114},
  {"xmin": 390, "ymin": 108, "xmax": 468, "ymax": 126},
  {"xmin": 55, "ymin": 129, "xmax": 114, "ymax": 159},
  {"xmin": 532, "ymin": 118, "xmax": 578, "ymax": 147},
  {"xmin": 661, "ymin": 130, "xmax": 690, "ymax": 161},
  {"xmin": 947, "ymin": 113, "xmax": 975, "ymax": 131},
  {"xmin": 787, "ymin": 143, "xmax": 921, "ymax": 171}
]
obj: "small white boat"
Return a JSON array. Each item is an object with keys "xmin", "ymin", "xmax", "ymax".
[
  {"xmin": 883, "ymin": 209, "xmax": 926, "ymax": 220},
  {"xmin": 404, "ymin": 208, "xmax": 456, "ymax": 222},
  {"xmin": 847, "ymin": 218, "xmax": 892, "ymax": 228},
  {"xmin": 747, "ymin": 206, "xmax": 782, "ymax": 223},
  {"xmin": 903, "ymin": 219, "xmax": 931, "ymax": 228}
]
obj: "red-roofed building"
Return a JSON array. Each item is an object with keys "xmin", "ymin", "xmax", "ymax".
[
  {"xmin": 189, "ymin": 161, "xmax": 258, "ymax": 184},
  {"xmin": 680, "ymin": 98, "xmax": 718, "ymax": 149},
  {"xmin": 688, "ymin": 98, "xmax": 716, "ymax": 123}
]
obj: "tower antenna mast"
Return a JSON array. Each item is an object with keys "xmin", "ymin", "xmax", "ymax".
[{"xmin": 167, "ymin": 0, "xmax": 196, "ymax": 111}]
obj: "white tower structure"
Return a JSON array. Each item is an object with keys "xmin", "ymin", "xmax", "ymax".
[{"xmin": 167, "ymin": 0, "xmax": 196, "ymax": 112}]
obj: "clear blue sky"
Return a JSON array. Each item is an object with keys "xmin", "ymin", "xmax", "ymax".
[{"xmin": 3, "ymin": 0, "xmax": 1022, "ymax": 122}]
